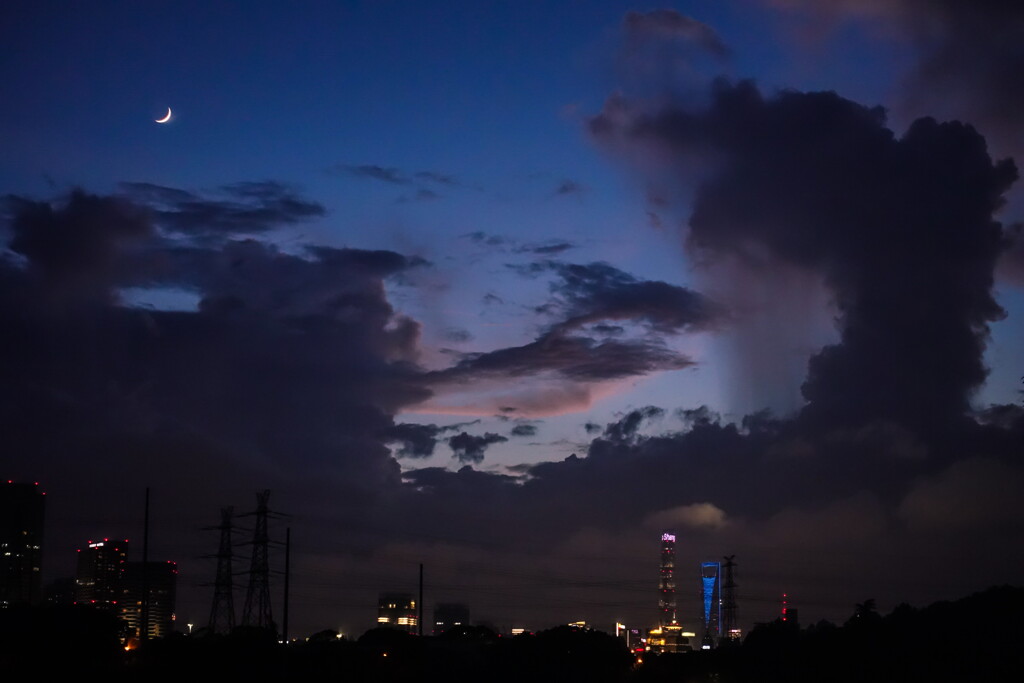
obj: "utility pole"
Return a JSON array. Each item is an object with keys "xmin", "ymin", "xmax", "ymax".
[{"xmin": 283, "ymin": 527, "xmax": 291, "ymax": 643}]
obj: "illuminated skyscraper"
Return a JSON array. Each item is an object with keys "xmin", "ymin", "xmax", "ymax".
[
  {"xmin": 0, "ymin": 481, "xmax": 45, "ymax": 606},
  {"xmin": 700, "ymin": 561, "xmax": 722, "ymax": 648},
  {"xmin": 658, "ymin": 532, "xmax": 677, "ymax": 626},
  {"xmin": 74, "ymin": 538, "xmax": 129, "ymax": 611}
]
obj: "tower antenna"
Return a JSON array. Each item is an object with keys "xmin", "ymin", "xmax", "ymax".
[{"xmin": 722, "ymin": 555, "xmax": 738, "ymax": 642}]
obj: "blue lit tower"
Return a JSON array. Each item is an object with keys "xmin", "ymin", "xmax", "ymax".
[
  {"xmin": 700, "ymin": 561, "xmax": 722, "ymax": 648},
  {"xmin": 658, "ymin": 532, "xmax": 677, "ymax": 626}
]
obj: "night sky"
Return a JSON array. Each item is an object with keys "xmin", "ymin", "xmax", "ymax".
[{"xmin": 2, "ymin": 1, "xmax": 1023, "ymax": 638}]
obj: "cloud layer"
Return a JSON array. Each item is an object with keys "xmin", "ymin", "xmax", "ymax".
[{"xmin": 592, "ymin": 80, "xmax": 1017, "ymax": 431}]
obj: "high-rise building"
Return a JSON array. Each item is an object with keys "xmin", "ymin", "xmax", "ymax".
[
  {"xmin": 433, "ymin": 602, "xmax": 470, "ymax": 635},
  {"xmin": 122, "ymin": 561, "xmax": 178, "ymax": 639},
  {"xmin": 0, "ymin": 481, "xmax": 45, "ymax": 607},
  {"xmin": 74, "ymin": 538, "xmax": 129, "ymax": 611},
  {"xmin": 700, "ymin": 561, "xmax": 722, "ymax": 648},
  {"xmin": 377, "ymin": 592, "xmax": 418, "ymax": 633},
  {"xmin": 658, "ymin": 532, "xmax": 677, "ymax": 626}
]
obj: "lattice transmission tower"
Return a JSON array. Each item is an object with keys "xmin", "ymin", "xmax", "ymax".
[
  {"xmin": 722, "ymin": 555, "xmax": 738, "ymax": 641},
  {"xmin": 241, "ymin": 490, "xmax": 283, "ymax": 631},
  {"xmin": 205, "ymin": 506, "xmax": 236, "ymax": 634}
]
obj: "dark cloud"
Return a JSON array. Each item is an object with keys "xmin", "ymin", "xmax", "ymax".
[
  {"xmin": 463, "ymin": 231, "xmax": 510, "ymax": 248},
  {"xmin": 583, "ymin": 422, "xmax": 602, "ymax": 434},
  {"xmin": 514, "ymin": 241, "xmax": 576, "ymax": 256},
  {"xmin": 519, "ymin": 260, "xmax": 718, "ymax": 335},
  {"xmin": 443, "ymin": 327, "xmax": 472, "ymax": 343},
  {"xmin": 429, "ymin": 261, "xmax": 713, "ymax": 393},
  {"xmin": 616, "ymin": 9, "xmax": 732, "ymax": 98},
  {"xmin": 6, "ymin": 190, "xmax": 151, "ymax": 302},
  {"xmin": 1, "ymin": 189, "xmax": 432, "ymax": 534},
  {"xmin": 0, "ymin": 191, "xmax": 487, "ymax": 638},
  {"xmin": 463, "ymin": 232, "xmax": 576, "ymax": 257},
  {"xmin": 510, "ymin": 423, "xmax": 538, "ymax": 437},
  {"xmin": 434, "ymin": 333, "xmax": 693, "ymax": 383},
  {"xmin": 120, "ymin": 181, "xmax": 325, "ymax": 237},
  {"xmin": 554, "ymin": 179, "xmax": 585, "ymax": 196},
  {"xmin": 591, "ymin": 323, "xmax": 624, "ymax": 335},
  {"xmin": 383, "ymin": 420, "xmax": 480, "ymax": 458},
  {"xmin": 769, "ymin": 1, "xmax": 1024, "ymax": 159},
  {"xmin": 623, "ymin": 9, "xmax": 731, "ymax": 59},
  {"xmin": 592, "ymin": 80, "xmax": 1017, "ymax": 431},
  {"xmin": 414, "ymin": 170, "xmax": 459, "ymax": 186},
  {"xmin": 335, "ymin": 164, "xmax": 409, "ymax": 184},
  {"xmin": 999, "ymin": 223, "xmax": 1024, "ymax": 284},
  {"xmin": 384, "ymin": 423, "xmax": 443, "ymax": 458},
  {"xmin": 604, "ymin": 406, "xmax": 664, "ymax": 441},
  {"xmin": 335, "ymin": 165, "xmax": 461, "ymax": 189},
  {"xmin": 676, "ymin": 405, "xmax": 719, "ymax": 429},
  {"xmin": 447, "ymin": 431, "xmax": 508, "ymax": 464},
  {"xmin": 398, "ymin": 189, "xmax": 440, "ymax": 203}
]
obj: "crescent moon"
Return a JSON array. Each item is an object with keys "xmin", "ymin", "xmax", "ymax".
[{"xmin": 155, "ymin": 107, "xmax": 172, "ymax": 124}]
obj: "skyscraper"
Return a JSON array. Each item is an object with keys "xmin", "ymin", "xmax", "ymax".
[
  {"xmin": 122, "ymin": 561, "xmax": 178, "ymax": 639},
  {"xmin": 658, "ymin": 532, "xmax": 676, "ymax": 626},
  {"xmin": 700, "ymin": 561, "xmax": 722, "ymax": 648},
  {"xmin": 0, "ymin": 481, "xmax": 45, "ymax": 607},
  {"xmin": 74, "ymin": 538, "xmax": 129, "ymax": 611}
]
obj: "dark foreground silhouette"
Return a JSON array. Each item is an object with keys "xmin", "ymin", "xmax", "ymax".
[{"xmin": 2, "ymin": 585, "xmax": 1021, "ymax": 681}]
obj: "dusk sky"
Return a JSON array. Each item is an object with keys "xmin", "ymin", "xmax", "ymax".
[{"xmin": 2, "ymin": 1, "xmax": 1023, "ymax": 638}]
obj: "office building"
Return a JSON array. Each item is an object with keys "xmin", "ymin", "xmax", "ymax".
[
  {"xmin": 646, "ymin": 623, "xmax": 695, "ymax": 654},
  {"xmin": 122, "ymin": 561, "xmax": 178, "ymax": 639},
  {"xmin": 377, "ymin": 592, "xmax": 418, "ymax": 633},
  {"xmin": 433, "ymin": 602, "xmax": 470, "ymax": 635},
  {"xmin": 74, "ymin": 538, "xmax": 129, "ymax": 611},
  {"xmin": 0, "ymin": 481, "xmax": 45, "ymax": 607}
]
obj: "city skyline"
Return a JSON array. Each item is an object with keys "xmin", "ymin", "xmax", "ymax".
[
  {"xmin": 11, "ymin": 490, "xmax": 749, "ymax": 638},
  {"xmin": 2, "ymin": 1, "xmax": 1023, "ymax": 638}
]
